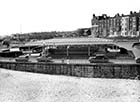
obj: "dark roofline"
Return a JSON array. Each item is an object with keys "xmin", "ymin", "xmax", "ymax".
[{"xmin": 93, "ymin": 11, "xmax": 140, "ymax": 20}]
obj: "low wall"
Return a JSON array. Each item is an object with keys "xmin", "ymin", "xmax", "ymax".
[{"xmin": 0, "ymin": 61, "xmax": 140, "ymax": 79}]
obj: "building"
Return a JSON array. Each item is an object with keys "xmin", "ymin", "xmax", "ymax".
[
  {"xmin": 121, "ymin": 16, "xmax": 129, "ymax": 37},
  {"xmin": 91, "ymin": 14, "xmax": 99, "ymax": 37},
  {"xmin": 128, "ymin": 11, "xmax": 140, "ymax": 37},
  {"xmin": 91, "ymin": 14, "xmax": 109, "ymax": 37},
  {"xmin": 91, "ymin": 11, "xmax": 140, "ymax": 38}
]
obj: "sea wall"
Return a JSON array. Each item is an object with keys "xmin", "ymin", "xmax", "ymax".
[{"xmin": 0, "ymin": 61, "xmax": 140, "ymax": 79}]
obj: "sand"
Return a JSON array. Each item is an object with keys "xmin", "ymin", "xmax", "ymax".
[{"xmin": 0, "ymin": 68, "xmax": 140, "ymax": 102}]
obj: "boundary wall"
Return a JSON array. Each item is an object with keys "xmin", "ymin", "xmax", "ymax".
[{"xmin": 0, "ymin": 61, "xmax": 139, "ymax": 79}]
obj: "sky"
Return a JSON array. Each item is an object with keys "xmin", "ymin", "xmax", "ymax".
[{"xmin": 0, "ymin": 0, "xmax": 140, "ymax": 36}]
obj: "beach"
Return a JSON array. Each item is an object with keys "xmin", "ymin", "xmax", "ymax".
[{"xmin": 0, "ymin": 68, "xmax": 140, "ymax": 102}]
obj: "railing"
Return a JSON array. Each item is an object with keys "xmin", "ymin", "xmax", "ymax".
[{"xmin": 0, "ymin": 61, "xmax": 139, "ymax": 79}]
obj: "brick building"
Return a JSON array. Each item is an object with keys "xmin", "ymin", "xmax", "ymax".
[
  {"xmin": 91, "ymin": 11, "xmax": 140, "ymax": 37},
  {"xmin": 91, "ymin": 14, "xmax": 109, "ymax": 37},
  {"xmin": 91, "ymin": 14, "xmax": 99, "ymax": 37}
]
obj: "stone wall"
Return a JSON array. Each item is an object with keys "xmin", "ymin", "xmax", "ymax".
[{"xmin": 0, "ymin": 61, "xmax": 139, "ymax": 79}]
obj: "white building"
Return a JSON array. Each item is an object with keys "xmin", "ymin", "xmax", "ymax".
[{"xmin": 121, "ymin": 16, "xmax": 129, "ymax": 37}]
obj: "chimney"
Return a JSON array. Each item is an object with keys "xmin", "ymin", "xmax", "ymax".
[
  {"xmin": 93, "ymin": 14, "xmax": 96, "ymax": 17},
  {"xmin": 117, "ymin": 13, "xmax": 120, "ymax": 16},
  {"xmin": 130, "ymin": 11, "xmax": 133, "ymax": 15},
  {"xmin": 134, "ymin": 11, "xmax": 136, "ymax": 14},
  {"xmin": 115, "ymin": 13, "xmax": 120, "ymax": 17},
  {"xmin": 121, "ymin": 14, "xmax": 124, "ymax": 17}
]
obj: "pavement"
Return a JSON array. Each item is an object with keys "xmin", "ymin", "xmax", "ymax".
[{"xmin": 0, "ymin": 57, "xmax": 137, "ymax": 64}]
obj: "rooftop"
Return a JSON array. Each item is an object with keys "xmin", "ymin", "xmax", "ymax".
[{"xmin": 25, "ymin": 37, "xmax": 114, "ymax": 46}]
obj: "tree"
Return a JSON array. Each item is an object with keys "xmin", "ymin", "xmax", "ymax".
[{"xmin": 76, "ymin": 29, "xmax": 85, "ymax": 36}]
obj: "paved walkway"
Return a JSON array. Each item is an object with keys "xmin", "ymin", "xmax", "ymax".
[{"xmin": 0, "ymin": 57, "xmax": 136, "ymax": 64}]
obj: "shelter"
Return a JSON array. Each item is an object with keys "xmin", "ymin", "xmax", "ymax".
[{"xmin": 25, "ymin": 37, "xmax": 114, "ymax": 46}]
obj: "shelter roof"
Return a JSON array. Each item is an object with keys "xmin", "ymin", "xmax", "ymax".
[{"xmin": 25, "ymin": 37, "xmax": 114, "ymax": 46}]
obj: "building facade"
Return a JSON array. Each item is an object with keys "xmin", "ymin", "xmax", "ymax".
[
  {"xmin": 91, "ymin": 14, "xmax": 99, "ymax": 37},
  {"xmin": 121, "ymin": 16, "xmax": 129, "ymax": 37},
  {"xmin": 91, "ymin": 11, "xmax": 140, "ymax": 37}
]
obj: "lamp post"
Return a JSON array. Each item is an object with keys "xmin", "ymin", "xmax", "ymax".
[
  {"xmin": 66, "ymin": 45, "xmax": 70, "ymax": 64},
  {"xmin": 41, "ymin": 42, "xmax": 46, "ymax": 57},
  {"xmin": 88, "ymin": 45, "xmax": 90, "ymax": 56},
  {"xmin": 67, "ymin": 45, "xmax": 70, "ymax": 58}
]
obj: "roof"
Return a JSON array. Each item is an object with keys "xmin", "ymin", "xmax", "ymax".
[
  {"xmin": 132, "ymin": 42, "xmax": 140, "ymax": 48},
  {"xmin": 25, "ymin": 37, "xmax": 114, "ymax": 46}
]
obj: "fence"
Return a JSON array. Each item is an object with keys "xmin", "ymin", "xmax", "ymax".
[{"xmin": 0, "ymin": 61, "xmax": 140, "ymax": 79}]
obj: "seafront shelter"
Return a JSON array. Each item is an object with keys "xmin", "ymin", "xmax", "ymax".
[
  {"xmin": 26, "ymin": 37, "xmax": 114, "ymax": 46},
  {"xmin": 24, "ymin": 37, "xmax": 127, "ymax": 59}
]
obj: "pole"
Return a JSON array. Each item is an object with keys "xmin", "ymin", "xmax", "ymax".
[
  {"xmin": 67, "ymin": 45, "xmax": 69, "ymax": 58},
  {"xmin": 88, "ymin": 45, "xmax": 90, "ymax": 56}
]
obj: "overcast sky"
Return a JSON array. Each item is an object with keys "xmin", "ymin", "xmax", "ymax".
[{"xmin": 0, "ymin": 0, "xmax": 140, "ymax": 36}]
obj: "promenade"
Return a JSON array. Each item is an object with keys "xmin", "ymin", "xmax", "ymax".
[{"xmin": 0, "ymin": 57, "xmax": 136, "ymax": 64}]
